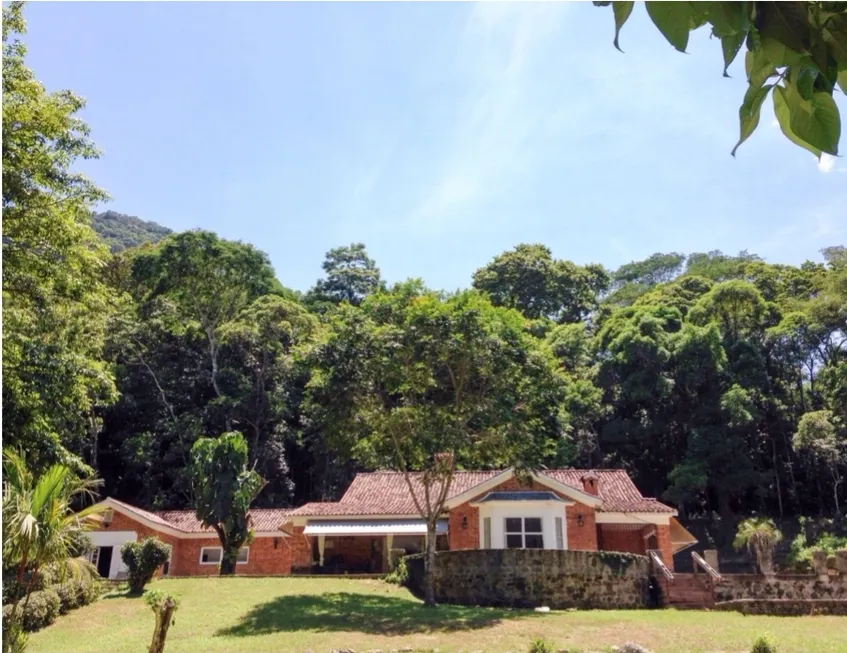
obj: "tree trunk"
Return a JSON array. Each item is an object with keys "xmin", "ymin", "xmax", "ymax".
[
  {"xmin": 148, "ymin": 597, "xmax": 177, "ymax": 653},
  {"xmin": 772, "ymin": 438, "xmax": 784, "ymax": 518},
  {"xmin": 220, "ymin": 549, "xmax": 237, "ymax": 576},
  {"xmin": 423, "ymin": 522, "xmax": 437, "ymax": 608}
]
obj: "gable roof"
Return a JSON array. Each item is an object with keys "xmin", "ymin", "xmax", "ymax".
[
  {"xmin": 287, "ymin": 468, "xmax": 675, "ymax": 517},
  {"xmin": 99, "ymin": 498, "xmax": 292, "ymax": 536}
]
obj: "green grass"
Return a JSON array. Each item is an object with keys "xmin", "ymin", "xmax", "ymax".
[{"xmin": 27, "ymin": 577, "xmax": 846, "ymax": 653}]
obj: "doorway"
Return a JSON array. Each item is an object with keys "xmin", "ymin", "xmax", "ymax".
[{"xmin": 96, "ymin": 546, "xmax": 113, "ymax": 578}]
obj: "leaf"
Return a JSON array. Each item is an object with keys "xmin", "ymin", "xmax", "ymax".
[
  {"xmin": 645, "ymin": 1, "xmax": 693, "ymax": 52},
  {"xmin": 709, "ymin": 1, "xmax": 749, "ymax": 37},
  {"xmin": 757, "ymin": 1, "xmax": 812, "ymax": 55},
  {"xmin": 773, "ymin": 86, "xmax": 823, "ymax": 157},
  {"xmin": 761, "ymin": 36, "xmax": 806, "ymax": 67},
  {"xmin": 785, "ymin": 86, "xmax": 841, "ymax": 155},
  {"xmin": 745, "ymin": 48, "xmax": 777, "ymax": 88},
  {"xmin": 612, "ymin": 1, "xmax": 634, "ymax": 52},
  {"xmin": 732, "ymin": 83, "xmax": 774, "ymax": 156},
  {"xmin": 838, "ymin": 69, "xmax": 847, "ymax": 94},
  {"xmin": 821, "ymin": 12, "xmax": 847, "ymax": 68},
  {"xmin": 721, "ymin": 31, "xmax": 747, "ymax": 76},
  {"xmin": 593, "ymin": 1, "xmax": 612, "ymax": 6}
]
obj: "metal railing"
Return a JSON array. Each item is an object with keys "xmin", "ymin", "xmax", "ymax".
[
  {"xmin": 648, "ymin": 549, "xmax": 674, "ymax": 581},
  {"xmin": 691, "ymin": 551, "xmax": 723, "ymax": 583}
]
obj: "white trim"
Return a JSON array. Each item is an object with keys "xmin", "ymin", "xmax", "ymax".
[
  {"xmin": 88, "ymin": 530, "xmax": 137, "ymax": 579},
  {"xmin": 442, "ymin": 469, "xmax": 516, "ymax": 509},
  {"xmin": 595, "ymin": 512, "xmax": 674, "ymax": 525},
  {"xmin": 469, "ymin": 497, "xmax": 575, "ymax": 508},
  {"xmin": 287, "ymin": 513, "xmax": 434, "ymax": 527}
]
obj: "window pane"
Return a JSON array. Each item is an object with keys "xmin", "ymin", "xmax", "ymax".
[
  {"xmin": 524, "ymin": 518, "xmax": 542, "ymax": 533},
  {"xmin": 525, "ymin": 534, "xmax": 544, "ymax": 549},
  {"xmin": 237, "ymin": 547, "xmax": 249, "ymax": 563},
  {"xmin": 505, "ymin": 518, "xmax": 522, "ymax": 533},
  {"xmin": 506, "ymin": 534, "xmax": 523, "ymax": 548},
  {"xmin": 202, "ymin": 548, "xmax": 221, "ymax": 563}
]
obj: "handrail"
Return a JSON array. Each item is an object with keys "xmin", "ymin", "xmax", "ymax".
[
  {"xmin": 692, "ymin": 551, "xmax": 723, "ymax": 583},
  {"xmin": 648, "ymin": 549, "xmax": 674, "ymax": 581}
]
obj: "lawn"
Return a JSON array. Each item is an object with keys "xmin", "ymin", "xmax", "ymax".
[{"xmin": 27, "ymin": 577, "xmax": 845, "ymax": 653}]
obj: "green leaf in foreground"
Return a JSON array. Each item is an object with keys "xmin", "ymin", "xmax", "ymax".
[
  {"xmin": 784, "ymin": 88, "xmax": 841, "ymax": 156},
  {"xmin": 645, "ymin": 1, "xmax": 692, "ymax": 53},
  {"xmin": 773, "ymin": 86, "xmax": 823, "ymax": 158},
  {"xmin": 721, "ymin": 31, "xmax": 747, "ymax": 77},
  {"xmin": 612, "ymin": 1, "xmax": 634, "ymax": 52},
  {"xmin": 731, "ymin": 83, "xmax": 773, "ymax": 156}
]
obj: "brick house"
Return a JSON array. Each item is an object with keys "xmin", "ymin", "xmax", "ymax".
[{"xmin": 87, "ymin": 468, "xmax": 695, "ymax": 578}]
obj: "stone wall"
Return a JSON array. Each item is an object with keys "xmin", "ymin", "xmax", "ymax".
[
  {"xmin": 714, "ymin": 599, "xmax": 847, "ymax": 616},
  {"xmin": 714, "ymin": 574, "xmax": 847, "ymax": 602},
  {"xmin": 405, "ymin": 549, "xmax": 650, "ymax": 609}
]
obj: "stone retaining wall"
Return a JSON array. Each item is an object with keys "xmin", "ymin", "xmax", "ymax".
[
  {"xmin": 714, "ymin": 574, "xmax": 847, "ymax": 602},
  {"xmin": 405, "ymin": 549, "xmax": 650, "ymax": 609},
  {"xmin": 715, "ymin": 598, "xmax": 847, "ymax": 616}
]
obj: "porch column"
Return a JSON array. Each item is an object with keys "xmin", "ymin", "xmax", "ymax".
[
  {"xmin": 317, "ymin": 535, "xmax": 326, "ymax": 567},
  {"xmin": 384, "ymin": 534, "xmax": 394, "ymax": 572}
]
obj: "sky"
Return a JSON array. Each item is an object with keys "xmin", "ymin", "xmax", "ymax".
[{"xmin": 22, "ymin": 1, "xmax": 847, "ymax": 293}]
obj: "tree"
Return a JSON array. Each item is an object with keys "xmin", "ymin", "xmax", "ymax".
[
  {"xmin": 733, "ymin": 517, "xmax": 783, "ymax": 575},
  {"xmin": 595, "ymin": 2, "xmax": 846, "ymax": 157},
  {"xmin": 308, "ymin": 284, "xmax": 568, "ymax": 605},
  {"xmin": 2, "ymin": 1, "xmax": 117, "ymax": 473},
  {"xmin": 2, "ymin": 450, "xmax": 103, "ymax": 647},
  {"xmin": 472, "ymin": 244, "xmax": 609, "ymax": 323},
  {"xmin": 145, "ymin": 590, "xmax": 179, "ymax": 653},
  {"xmin": 121, "ymin": 538, "xmax": 172, "ymax": 594},
  {"xmin": 305, "ymin": 243, "xmax": 383, "ymax": 311},
  {"xmin": 189, "ymin": 432, "xmax": 265, "ymax": 575},
  {"xmin": 794, "ymin": 410, "xmax": 844, "ymax": 515}
]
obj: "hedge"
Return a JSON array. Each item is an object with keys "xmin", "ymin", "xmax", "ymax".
[{"xmin": 2, "ymin": 578, "xmax": 101, "ymax": 633}]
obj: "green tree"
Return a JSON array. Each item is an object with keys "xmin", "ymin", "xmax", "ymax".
[
  {"xmin": 2, "ymin": 450, "xmax": 103, "ymax": 649},
  {"xmin": 794, "ymin": 410, "xmax": 844, "ymax": 515},
  {"xmin": 596, "ymin": 1, "xmax": 846, "ymax": 157},
  {"xmin": 472, "ymin": 244, "xmax": 609, "ymax": 323},
  {"xmin": 189, "ymin": 432, "xmax": 265, "ymax": 575},
  {"xmin": 305, "ymin": 243, "xmax": 383, "ymax": 311},
  {"xmin": 120, "ymin": 538, "xmax": 172, "ymax": 594},
  {"xmin": 308, "ymin": 284, "xmax": 568, "ymax": 605},
  {"xmin": 2, "ymin": 1, "xmax": 116, "ymax": 473},
  {"xmin": 733, "ymin": 517, "xmax": 783, "ymax": 575}
]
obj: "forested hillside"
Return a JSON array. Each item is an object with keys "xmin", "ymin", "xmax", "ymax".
[
  {"xmin": 91, "ymin": 210, "xmax": 172, "ymax": 252},
  {"xmin": 3, "ymin": 1, "xmax": 845, "ymax": 556}
]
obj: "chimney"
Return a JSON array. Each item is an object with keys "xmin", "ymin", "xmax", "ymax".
[{"xmin": 580, "ymin": 471, "xmax": 599, "ymax": 496}]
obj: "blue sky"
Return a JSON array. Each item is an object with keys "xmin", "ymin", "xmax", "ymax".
[{"xmin": 23, "ymin": 2, "xmax": 847, "ymax": 293}]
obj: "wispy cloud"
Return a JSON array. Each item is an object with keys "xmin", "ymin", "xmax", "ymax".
[{"xmin": 411, "ymin": 2, "xmax": 571, "ymax": 225}]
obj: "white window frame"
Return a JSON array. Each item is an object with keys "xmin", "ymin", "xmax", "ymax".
[
  {"xmin": 504, "ymin": 517, "xmax": 544, "ymax": 549},
  {"xmin": 199, "ymin": 546, "xmax": 249, "ymax": 565}
]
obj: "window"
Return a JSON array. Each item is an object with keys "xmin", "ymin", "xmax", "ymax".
[
  {"xmin": 89, "ymin": 548, "xmax": 101, "ymax": 567},
  {"xmin": 483, "ymin": 517, "xmax": 491, "ymax": 549},
  {"xmin": 505, "ymin": 517, "xmax": 543, "ymax": 549},
  {"xmin": 199, "ymin": 547, "xmax": 249, "ymax": 565},
  {"xmin": 555, "ymin": 517, "xmax": 564, "ymax": 550}
]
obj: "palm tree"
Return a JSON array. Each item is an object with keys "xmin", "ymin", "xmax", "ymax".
[
  {"xmin": 733, "ymin": 517, "xmax": 783, "ymax": 575},
  {"xmin": 2, "ymin": 450, "xmax": 104, "ymax": 650}
]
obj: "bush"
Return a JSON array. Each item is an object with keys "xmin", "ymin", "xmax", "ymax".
[
  {"xmin": 528, "ymin": 637, "xmax": 553, "ymax": 653},
  {"xmin": 3, "ymin": 589, "xmax": 62, "ymax": 632},
  {"xmin": 121, "ymin": 538, "xmax": 171, "ymax": 594},
  {"xmin": 751, "ymin": 635, "xmax": 777, "ymax": 653},
  {"xmin": 54, "ymin": 578, "xmax": 100, "ymax": 614},
  {"xmin": 384, "ymin": 556, "xmax": 409, "ymax": 586},
  {"xmin": 786, "ymin": 531, "xmax": 847, "ymax": 572}
]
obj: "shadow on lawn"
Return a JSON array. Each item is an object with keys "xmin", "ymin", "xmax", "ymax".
[{"xmin": 217, "ymin": 592, "xmax": 530, "ymax": 637}]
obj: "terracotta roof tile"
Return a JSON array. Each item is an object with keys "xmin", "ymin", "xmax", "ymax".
[
  {"xmin": 289, "ymin": 469, "xmax": 675, "ymax": 517},
  {"xmin": 107, "ymin": 498, "xmax": 176, "ymax": 529},
  {"xmin": 154, "ymin": 508, "xmax": 292, "ymax": 533}
]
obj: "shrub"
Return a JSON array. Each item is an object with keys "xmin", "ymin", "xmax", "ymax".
[
  {"xmin": 786, "ymin": 531, "xmax": 847, "ymax": 572},
  {"xmin": 54, "ymin": 578, "xmax": 100, "ymax": 614},
  {"xmin": 384, "ymin": 556, "xmax": 409, "ymax": 586},
  {"xmin": 528, "ymin": 637, "xmax": 553, "ymax": 653},
  {"xmin": 3, "ymin": 589, "xmax": 62, "ymax": 632},
  {"xmin": 121, "ymin": 538, "xmax": 171, "ymax": 594},
  {"xmin": 751, "ymin": 635, "xmax": 777, "ymax": 653}
]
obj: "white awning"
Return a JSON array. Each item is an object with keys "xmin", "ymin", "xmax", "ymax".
[{"xmin": 303, "ymin": 519, "xmax": 448, "ymax": 536}]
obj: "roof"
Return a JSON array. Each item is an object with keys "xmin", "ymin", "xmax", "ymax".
[
  {"xmin": 289, "ymin": 469, "xmax": 675, "ymax": 517},
  {"xmin": 103, "ymin": 498, "xmax": 292, "ymax": 535}
]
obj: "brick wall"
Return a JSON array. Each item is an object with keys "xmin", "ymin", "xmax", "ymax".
[
  {"xmin": 655, "ymin": 524, "xmax": 675, "ymax": 572},
  {"xmin": 447, "ymin": 475, "xmax": 598, "ymax": 551},
  {"xmin": 93, "ymin": 510, "xmax": 292, "ymax": 576},
  {"xmin": 289, "ymin": 526, "xmax": 313, "ymax": 570},
  {"xmin": 597, "ymin": 525, "xmax": 649, "ymax": 555}
]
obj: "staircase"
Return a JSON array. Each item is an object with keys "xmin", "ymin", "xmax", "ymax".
[{"xmin": 659, "ymin": 573, "xmax": 716, "ymax": 609}]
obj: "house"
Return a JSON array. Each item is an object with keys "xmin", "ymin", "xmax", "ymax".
[{"xmin": 86, "ymin": 468, "xmax": 696, "ymax": 578}]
